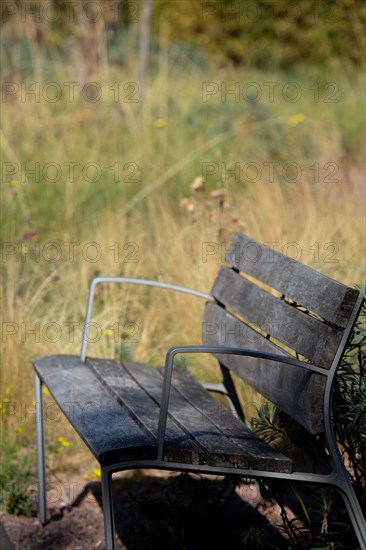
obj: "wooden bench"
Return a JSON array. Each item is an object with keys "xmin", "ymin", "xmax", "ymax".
[{"xmin": 32, "ymin": 232, "xmax": 366, "ymax": 549}]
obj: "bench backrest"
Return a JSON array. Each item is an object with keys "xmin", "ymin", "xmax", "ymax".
[{"xmin": 202, "ymin": 233, "xmax": 362, "ymax": 434}]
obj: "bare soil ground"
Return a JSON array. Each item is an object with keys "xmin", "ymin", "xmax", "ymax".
[
  {"xmin": 0, "ymin": 469, "xmax": 308, "ymax": 550},
  {"xmin": 1, "ymin": 468, "xmax": 356, "ymax": 550}
]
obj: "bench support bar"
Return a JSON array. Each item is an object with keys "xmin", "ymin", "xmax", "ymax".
[
  {"xmin": 101, "ymin": 469, "xmax": 116, "ymax": 550},
  {"xmin": 34, "ymin": 373, "xmax": 47, "ymax": 525}
]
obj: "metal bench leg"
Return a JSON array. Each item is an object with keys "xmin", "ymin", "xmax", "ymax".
[
  {"xmin": 34, "ymin": 373, "xmax": 47, "ymax": 525},
  {"xmin": 219, "ymin": 362, "xmax": 245, "ymax": 421},
  {"xmin": 102, "ymin": 468, "xmax": 116, "ymax": 550}
]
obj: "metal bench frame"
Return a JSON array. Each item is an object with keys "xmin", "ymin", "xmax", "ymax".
[{"xmin": 34, "ymin": 275, "xmax": 366, "ymax": 550}]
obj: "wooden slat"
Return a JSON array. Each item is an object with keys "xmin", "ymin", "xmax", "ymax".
[
  {"xmin": 32, "ymin": 355, "xmax": 156, "ymax": 466},
  {"xmin": 124, "ymin": 362, "xmax": 292, "ymax": 472},
  {"xmin": 87, "ymin": 357, "xmax": 204, "ymax": 465},
  {"xmin": 124, "ymin": 362, "xmax": 249, "ymax": 467},
  {"xmin": 212, "ymin": 266, "xmax": 343, "ymax": 368},
  {"xmin": 168, "ymin": 368, "xmax": 292, "ymax": 472},
  {"xmin": 202, "ymin": 303, "xmax": 326, "ymax": 434},
  {"xmin": 225, "ymin": 233, "xmax": 359, "ymax": 327}
]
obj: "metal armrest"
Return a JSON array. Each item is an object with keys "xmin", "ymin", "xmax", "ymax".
[
  {"xmin": 80, "ymin": 277, "xmax": 214, "ymax": 362},
  {"xmin": 156, "ymin": 345, "xmax": 328, "ymax": 460}
]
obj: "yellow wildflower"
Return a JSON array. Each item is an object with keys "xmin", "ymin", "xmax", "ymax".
[
  {"xmin": 57, "ymin": 436, "xmax": 70, "ymax": 447},
  {"xmin": 10, "ymin": 179, "xmax": 19, "ymax": 188},
  {"xmin": 90, "ymin": 468, "xmax": 101, "ymax": 479},
  {"xmin": 16, "ymin": 426, "xmax": 24, "ymax": 433},
  {"xmin": 21, "ymin": 244, "xmax": 28, "ymax": 254},
  {"xmin": 42, "ymin": 387, "xmax": 49, "ymax": 395},
  {"xmin": 154, "ymin": 118, "xmax": 166, "ymax": 129},
  {"xmin": 288, "ymin": 113, "xmax": 305, "ymax": 127},
  {"xmin": 103, "ymin": 329, "xmax": 114, "ymax": 337}
]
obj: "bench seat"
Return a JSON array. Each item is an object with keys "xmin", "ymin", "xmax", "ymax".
[{"xmin": 33, "ymin": 354, "xmax": 292, "ymax": 473}]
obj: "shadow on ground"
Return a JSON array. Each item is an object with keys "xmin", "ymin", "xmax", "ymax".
[
  {"xmin": 89, "ymin": 473, "xmax": 290, "ymax": 549},
  {"xmin": 1, "ymin": 470, "xmax": 357, "ymax": 549}
]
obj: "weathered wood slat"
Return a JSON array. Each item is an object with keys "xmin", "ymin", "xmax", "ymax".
[
  {"xmin": 124, "ymin": 362, "xmax": 292, "ymax": 472},
  {"xmin": 211, "ymin": 266, "xmax": 343, "ymax": 368},
  {"xmin": 32, "ymin": 355, "xmax": 156, "ymax": 466},
  {"xmin": 168, "ymin": 368, "xmax": 292, "ymax": 472},
  {"xmin": 202, "ymin": 303, "xmax": 326, "ymax": 434},
  {"xmin": 124, "ymin": 362, "xmax": 250, "ymax": 467},
  {"xmin": 87, "ymin": 357, "xmax": 204, "ymax": 465},
  {"xmin": 225, "ymin": 233, "xmax": 359, "ymax": 327}
]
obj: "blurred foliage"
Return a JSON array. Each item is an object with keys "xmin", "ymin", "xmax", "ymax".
[
  {"xmin": 154, "ymin": 0, "xmax": 366, "ymax": 69},
  {"xmin": 1, "ymin": 0, "xmax": 365, "ymax": 70}
]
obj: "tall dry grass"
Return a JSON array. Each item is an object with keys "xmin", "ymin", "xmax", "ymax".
[
  {"xmin": 2, "ymin": 177, "xmax": 364, "ymax": 410},
  {"xmin": 1, "ymin": 22, "xmax": 365, "ymax": 465}
]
